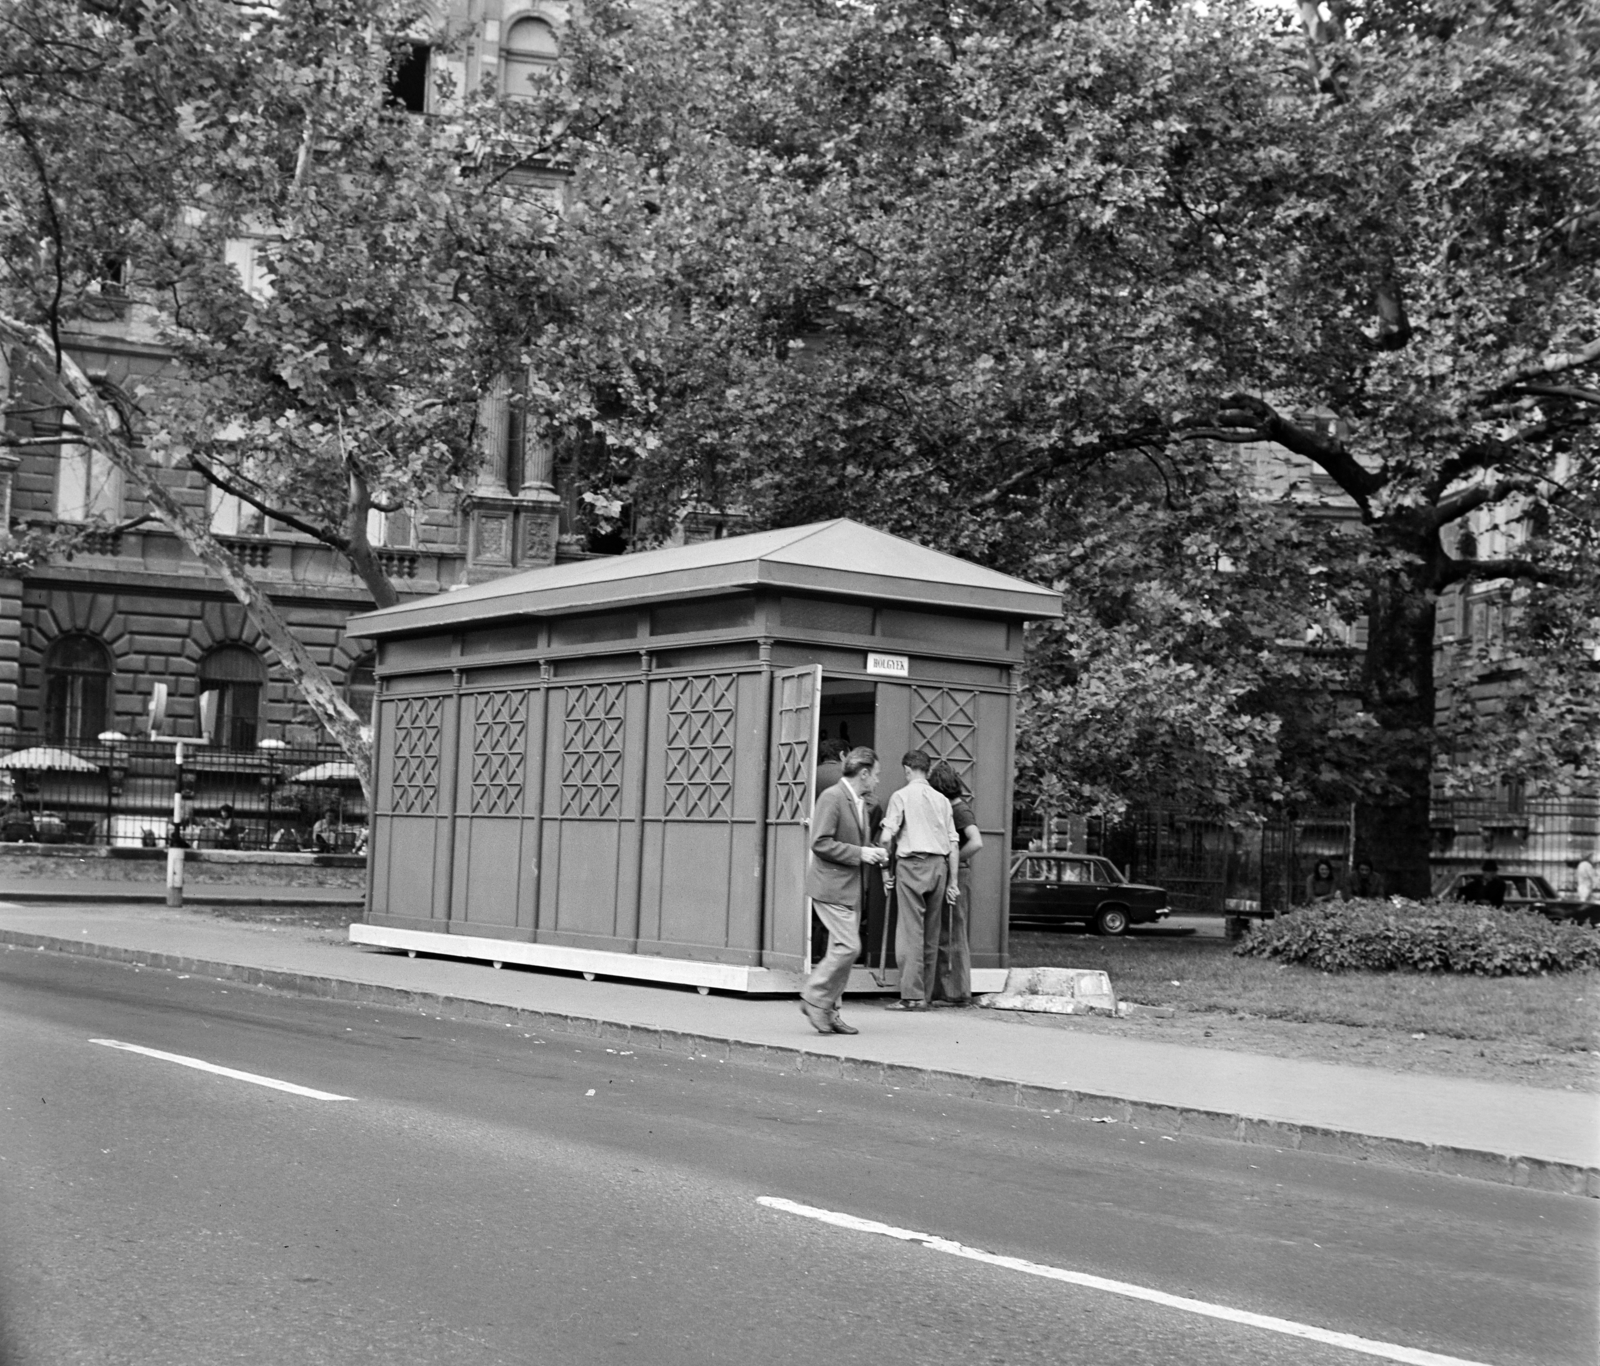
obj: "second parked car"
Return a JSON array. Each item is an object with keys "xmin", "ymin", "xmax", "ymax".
[
  {"xmin": 1008, "ymin": 853, "xmax": 1170, "ymax": 935},
  {"xmin": 1433, "ymin": 871, "xmax": 1594, "ymax": 925}
]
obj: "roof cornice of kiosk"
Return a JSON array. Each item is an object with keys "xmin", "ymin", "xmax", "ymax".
[{"xmin": 345, "ymin": 519, "xmax": 1062, "ymax": 639}]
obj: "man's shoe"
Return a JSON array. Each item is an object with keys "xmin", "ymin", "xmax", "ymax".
[
  {"xmin": 884, "ymin": 999, "xmax": 928, "ymax": 1011},
  {"xmin": 829, "ymin": 1015, "xmax": 860, "ymax": 1035},
  {"xmin": 799, "ymin": 1000, "xmax": 834, "ymax": 1034}
]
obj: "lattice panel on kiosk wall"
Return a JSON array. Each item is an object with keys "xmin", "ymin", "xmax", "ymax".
[
  {"xmin": 560, "ymin": 683, "xmax": 625, "ymax": 818},
  {"xmin": 470, "ymin": 690, "xmax": 527, "ymax": 815},
  {"xmin": 772, "ymin": 671, "xmax": 816, "ymax": 822},
  {"xmin": 911, "ymin": 686, "xmax": 978, "ymax": 785},
  {"xmin": 663, "ymin": 675, "xmax": 736, "ymax": 819},
  {"xmin": 391, "ymin": 696, "xmax": 443, "ymax": 816}
]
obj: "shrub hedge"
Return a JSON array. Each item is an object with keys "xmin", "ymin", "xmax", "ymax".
[{"xmin": 1235, "ymin": 898, "xmax": 1600, "ymax": 976}]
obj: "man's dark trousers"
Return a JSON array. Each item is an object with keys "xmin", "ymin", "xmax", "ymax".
[{"xmin": 894, "ymin": 852, "xmax": 946, "ymax": 1002}]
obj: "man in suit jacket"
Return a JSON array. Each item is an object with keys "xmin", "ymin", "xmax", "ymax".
[{"xmin": 801, "ymin": 746, "xmax": 889, "ymax": 1035}]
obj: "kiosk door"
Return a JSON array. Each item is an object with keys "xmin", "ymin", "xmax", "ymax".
[{"xmin": 763, "ymin": 665, "xmax": 820, "ymax": 971}]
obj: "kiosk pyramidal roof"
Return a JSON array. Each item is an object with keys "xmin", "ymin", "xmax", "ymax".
[{"xmin": 347, "ymin": 518, "xmax": 1062, "ymax": 638}]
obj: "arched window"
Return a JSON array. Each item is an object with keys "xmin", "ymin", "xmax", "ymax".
[
  {"xmin": 346, "ymin": 652, "xmax": 376, "ymax": 725},
  {"xmin": 502, "ymin": 15, "xmax": 558, "ymax": 100},
  {"xmin": 199, "ymin": 645, "xmax": 265, "ymax": 750},
  {"xmin": 44, "ymin": 635, "xmax": 113, "ymax": 742}
]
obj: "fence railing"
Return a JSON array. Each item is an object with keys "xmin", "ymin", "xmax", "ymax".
[{"xmin": 0, "ymin": 729, "xmax": 366, "ymax": 851}]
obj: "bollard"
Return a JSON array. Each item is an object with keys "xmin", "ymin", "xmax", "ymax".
[{"xmin": 166, "ymin": 846, "xmax": 185, "ymax": 907}]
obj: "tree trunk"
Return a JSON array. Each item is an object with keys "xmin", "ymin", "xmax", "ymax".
[
  {"xmin": 1355, "ymin": 549, "xmax": 1438, "ymax": 899},
  {"xmin": 344, "ymin": 467, "xmax": 401, "ymax": 610},
  {"xmin": 2, "ymin": 316, "xmax": 373, "ymax": 802}
]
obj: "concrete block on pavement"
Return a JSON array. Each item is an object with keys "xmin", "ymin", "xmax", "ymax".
[{"xmin": 978, "ymin": 966, "xmax": 1118, "ymax": 1015}]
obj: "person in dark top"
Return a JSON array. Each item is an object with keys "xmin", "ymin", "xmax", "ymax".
[
  {"xmin": 1345, "ymin": 860, "xmax": 1385, "ymax": 900},
  {"xmin": 1304, "ymin": 859, "xmax": 1341, "ymax": 903},
  {"xmin": 214, "ymin": 803, "xmax": 242, "ymax": 850},
  {"xmin": 1464, "ymin": 860, "xmax": 1507, "ymax": 907},
  {"xmin": 813, "ymin": 739, "xmax": 844, "ymax": 797},
  {"xmin": 927, "ymin": 760, "xmax": 983, "ymax": 1006}
]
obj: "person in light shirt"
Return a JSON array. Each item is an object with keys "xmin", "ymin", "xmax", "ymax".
[{"xmin": 878, "ymin": 749, "xmax": 960, "ymax": 1011}]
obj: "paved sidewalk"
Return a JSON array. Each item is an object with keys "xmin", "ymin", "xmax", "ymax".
[
  {"xmin": 2, "ymin": 899, "xmax": 1594, "ymax": 1195},
  {"xmin": 0, "ymin": 876, "xmax": 362, "ymax": 907}
]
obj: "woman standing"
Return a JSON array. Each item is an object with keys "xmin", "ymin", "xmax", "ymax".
[{"xmin": 927, "ymin": 760, "xmax": 983, "ymax": 1006}]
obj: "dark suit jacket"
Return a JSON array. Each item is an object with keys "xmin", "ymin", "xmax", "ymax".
[{"xmin": 807, "ymin": 781, "xmax": 870, "ymax": 905}]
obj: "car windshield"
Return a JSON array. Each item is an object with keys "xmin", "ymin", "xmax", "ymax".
[{"xmin": 1089, "ymin": 858, "xmax": 1126, "ymax": 884}]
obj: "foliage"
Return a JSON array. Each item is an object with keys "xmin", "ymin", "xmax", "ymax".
[
  {"xmin": 1235, "ymin": 900, "xmax": 1600, "ymax": 976},
  {"xmin": 536, "ymin": 0, "xmax": 1599, "ymax": 869}
]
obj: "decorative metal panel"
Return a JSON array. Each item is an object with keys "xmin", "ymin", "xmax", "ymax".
[
  {"xmin": 470, "ymin": 690, "xmax": 527, "ymax": 815},
  {"xmin": 772, "ymin": 670, "xmax": 816, "ymax": 822},
  {"xmin": 911, "ymin": 686, "xmax": 977, "ymax": 785},
  {"xmin": 560, "ymin": 683, "xmax": 625, "ymax": 818},
  {"xmin": 663, "ymin": 675, "xmax": 737, "ymax": 820},
  {"xmin": 391, "ymin": 696, "xmax": 443, "ymax": 816}
]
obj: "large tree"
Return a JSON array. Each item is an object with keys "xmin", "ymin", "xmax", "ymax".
[
  {"xmin": 0, "ymin": 0, "xmax": 567, "ymax": 787},
  {"xmin": 534, "ymin": 0, "xmax": 1598, "ymax": 892}
]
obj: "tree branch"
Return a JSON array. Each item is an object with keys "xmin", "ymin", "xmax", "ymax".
[
  {"xmin": 1436, "ymin": 556, "xmax": 1567, "ymax": 590},
  {"xmin": 1431, "ymin": 477, "xmax": 1538, "ymax": 530},
  {"xmin": 0, "ymin": 82, "xmax": 67, "ymax": 365},
  {"xmin": 1495, "ymin": 337, "xmax": 1600, "ymax": 389},
  {"xmin": 1208, "ymin": 393, "xmax": 1386, "ymax": 502},
  {"xmin": 971, "ymin": 428, "xmax": 1169, "ymax": 507},
  {"xmin": 186, "ymin": 454, "xmax": 349, "ymax": 549}
]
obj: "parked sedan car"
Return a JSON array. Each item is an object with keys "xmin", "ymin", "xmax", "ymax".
[
  {"xmin": 1008, "ymin": 853, "xmax": 1169, "ymax": 935},
  {"xmin": 1434, "ymin": 871, "xmax": 1594, "ymax": 925}
]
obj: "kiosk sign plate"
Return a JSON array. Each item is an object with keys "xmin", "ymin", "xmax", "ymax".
[{"xmin": 866, "ymin": 652, "xmax": 909, "ymax": 678}]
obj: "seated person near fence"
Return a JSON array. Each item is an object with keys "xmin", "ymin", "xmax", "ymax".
[
  {"xmin": 270, "ymin": 826, "xmax": 301, "ymax": 851},
  {"xmin": 311, "ymin": 808, "xmax": 341, "ymax": 852},
  {"xmin": 1304, "ymin": 859, "xmax": 1342, "ymax": 903},
  {"xmin": 214, "ymin": 803, "xmax": 242, "ymax": 850}
]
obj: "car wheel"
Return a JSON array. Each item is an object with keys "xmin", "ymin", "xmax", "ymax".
[{"xmin": 1095, "ymin": 906, "xmax": 1129, "ymax": 936}]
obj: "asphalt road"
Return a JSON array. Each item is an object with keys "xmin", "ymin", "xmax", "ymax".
[{"xmin": 1, "ymin": 947, "xmax": 1594, "ymax": 1366}]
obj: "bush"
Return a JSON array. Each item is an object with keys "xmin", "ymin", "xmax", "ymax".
[{"xmin": 1235, "ymin": 898, "xmax": 1600, "ymax": 976}]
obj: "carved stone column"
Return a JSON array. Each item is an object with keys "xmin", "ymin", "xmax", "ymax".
[{"xmin": 475, "ymin": 375, "xmax": 512, "ymax": 493}]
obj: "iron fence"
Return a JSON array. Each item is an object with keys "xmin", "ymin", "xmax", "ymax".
[
  {"xmin": 0, "ymin": 728, "xmax": 366, "ymax": 851},
  {"xmin": 1430, "ymin": 796, "xmax": 1598, "ymax": 899},
  {"xmin": 1022, "ymin": 795, "xmax": 1600, "ymax": 910}
]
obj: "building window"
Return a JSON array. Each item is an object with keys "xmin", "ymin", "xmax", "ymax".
[
  {"xmin": 209, "ymin": 482, "xmax": 266, "ymax": 536},
  {"xmin": 346, "ymin": 653, "xmax": 377, "ymax": 724},
  {"xmin": 43, "ymin": 635, "xmax": 113, "ymax": 743},
  {"xmin": 502, "ymin": 16, "xmax": 558, "ymax": 100},
  {"xmin": 365, "ymin": 505, "xmax": 415, "ymax": 548},
  {"xmin": 55, "ymin": 413, "xmax": 124, "ymax": 523},
  {"xmin": 199, "ymin": 645, "xmax": 266, "ymax": 750},
  {"xmin": 387, "ymin": 42, "xmax": 432, "ymax": 113}
]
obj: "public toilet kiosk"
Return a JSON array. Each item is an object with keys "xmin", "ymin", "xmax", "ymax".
[{"xmin": 345, "ymin": 519, "xmax": 1062, "ymax": 993}]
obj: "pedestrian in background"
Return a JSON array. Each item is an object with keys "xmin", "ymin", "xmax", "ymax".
[
  {"xmin": 801, "ymin": 747, "xmax": 888, "ymax": 1035},
  {"xmin": 1574, "ymin": 853, "xmax": 1596, "ymax": 906},
  {"xmin": 927, "ymin": 760, "xmax": 982, "ymax": 1007},
  {"xmin": 879, "ymin": 749, "xmax": 960, "ymax": 1011},
  {"xmin": 813, "ymin": 738, "xmax": 844, "ymax": 796}
]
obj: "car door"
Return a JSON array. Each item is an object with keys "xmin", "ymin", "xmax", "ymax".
[
  {"xmin": 1008, "ymin": 854, "xmax": 1053, "ymax": 921},
  {"xmin": 1054, "ymin": 859, "xmax": 1098, "ymax": 920}
]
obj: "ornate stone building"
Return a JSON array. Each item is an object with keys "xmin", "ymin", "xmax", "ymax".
[{"xmin": 0, "ymin": 0, "xmax": 598, "ymax": 751}]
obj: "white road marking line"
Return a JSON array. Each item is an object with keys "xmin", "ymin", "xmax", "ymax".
[
  {"xmin": 756, "ymin": 1196, "xmax": 1496, "ymax": 1366},
  {"xmin": 90, "ymin": 1040, "xmax": 353, "ymax": 1101}
]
